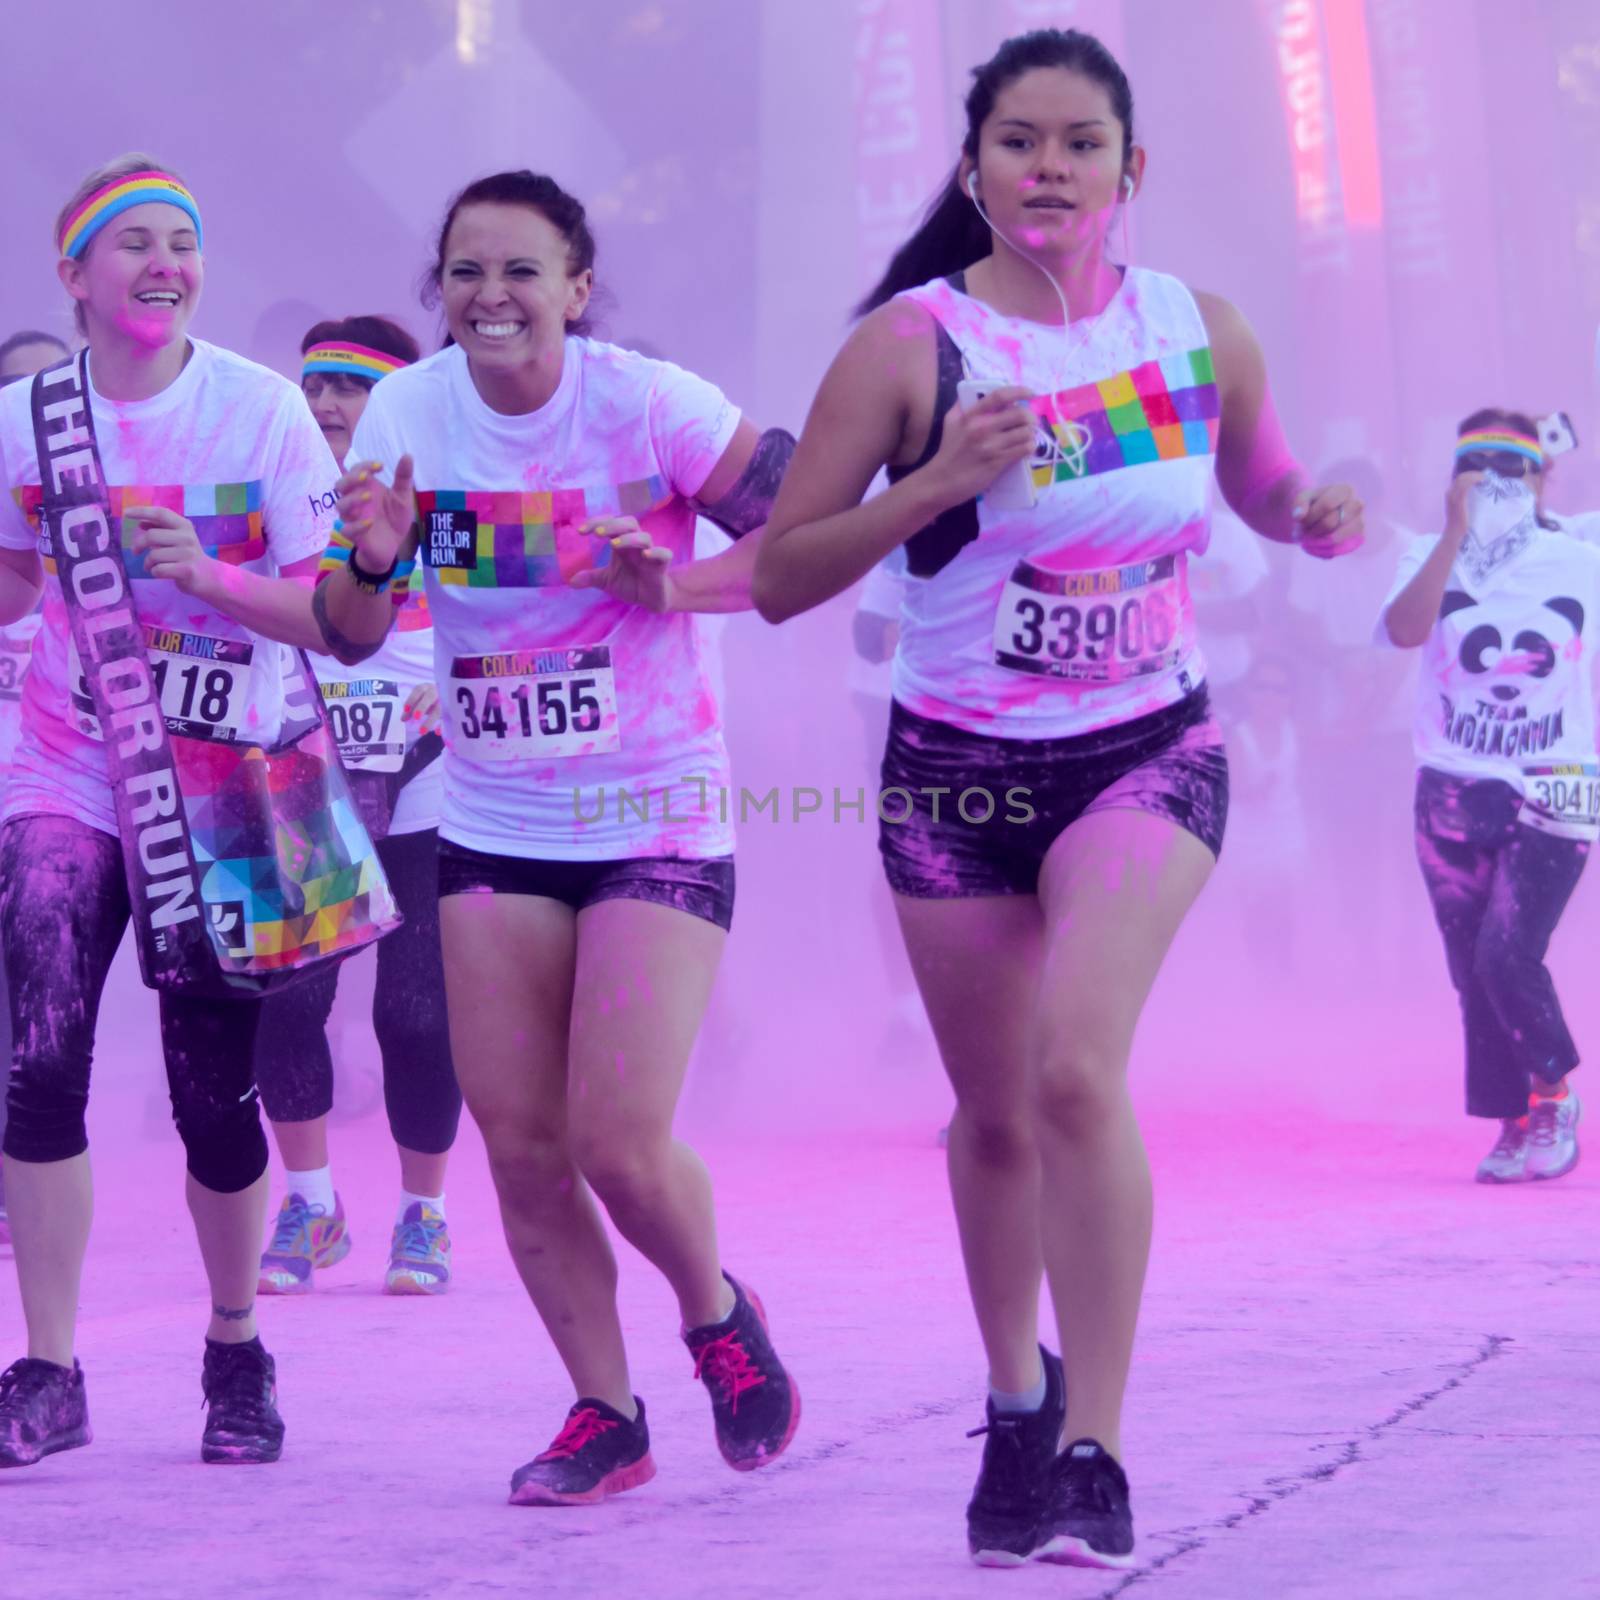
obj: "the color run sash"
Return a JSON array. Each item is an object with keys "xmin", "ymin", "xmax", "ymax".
[{"xmin": 30, "ymin": 356, "xmax": 399, "ymax": 997}]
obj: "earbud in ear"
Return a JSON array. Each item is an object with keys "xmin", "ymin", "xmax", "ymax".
[
  {"xmin": 1122, "ymin": 175, "xmax": 1135, "ymax": 201},
  {"xmin": 967, "ymin": 172, "xmax": 980, "ymax": 202}
]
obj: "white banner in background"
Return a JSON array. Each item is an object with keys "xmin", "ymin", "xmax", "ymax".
[{"xmin": 854, "ymin": 0, "xmax": 950, "ymax": 291}]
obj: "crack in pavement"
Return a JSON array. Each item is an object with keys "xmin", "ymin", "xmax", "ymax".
[{"xmin": 1087, "ymin": 1333, "xmax": 1513, "ymax": 1597}]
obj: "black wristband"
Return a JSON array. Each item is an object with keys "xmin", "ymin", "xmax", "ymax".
[{"xmin": 347, "ymin": 547, "xmax": 398, "ymax": 595}]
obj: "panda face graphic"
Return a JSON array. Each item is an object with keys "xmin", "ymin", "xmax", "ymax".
[{"xmin": 1439, "ymin": 590, "xmax": 1584, "ymax": 705}]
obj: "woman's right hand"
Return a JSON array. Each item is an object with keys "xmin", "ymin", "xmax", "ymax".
[
  {"xmin": 1443, "ymin": 469, "xmax": 1483, "ymax": 539},
  {"xmin": 335, "ymin": 455, "xmax": 417, "ymax": 572},
  {"xmin": 923, "ymin": 387, "xmax": 1038, "ymax": 509}
]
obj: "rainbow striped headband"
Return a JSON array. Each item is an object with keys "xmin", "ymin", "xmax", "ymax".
[
  {"xmin": 57, "ymin": 171, "xmax": 203, "ymax": 260},
  {"xmin": 301, "ymin": 342, "xmax": 409, "ymax": 384},
  {"xmin": 1456, "ymin": 430, "xmax": 1543, "ymax": 467}
]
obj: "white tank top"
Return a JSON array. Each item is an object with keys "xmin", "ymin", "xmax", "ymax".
[{"xmin": 891, "ymin": 267, "xmax": 1217, "ymax": 739}]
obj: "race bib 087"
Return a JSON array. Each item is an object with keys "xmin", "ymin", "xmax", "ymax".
[{"xmin": 320, "ymin": 677, "xmax": 405, "ymax": 773}]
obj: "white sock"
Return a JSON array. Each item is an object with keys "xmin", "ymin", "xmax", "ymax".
[
  {"xmin": 283, "ymin": 1165, "xmax": 335, "ymax": 1216},
  {"xmin": 989, "ymin": 1365, "xmax": 1048, "ymax": 1415},
  {"xmin": 398, "ymin": 1189, "xmax": 445, "ymax": 1224}
]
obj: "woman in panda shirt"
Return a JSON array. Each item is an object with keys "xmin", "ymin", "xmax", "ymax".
[{"xmin": 1381, "ymin": 408, "xmax": 1597, "ymax": 1186}]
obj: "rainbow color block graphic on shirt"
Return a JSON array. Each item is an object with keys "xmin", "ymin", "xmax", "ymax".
[
  {"xmin": 415, "ymin": 476, "xmax": 670, "ymax": 589},
  {"xmin": 1029, "ymin": 349, "xmax": 1219, "ymax": 488},
  {"xmin": 14, "ymin": 481, "xmax": 265, "ymax": 576}
]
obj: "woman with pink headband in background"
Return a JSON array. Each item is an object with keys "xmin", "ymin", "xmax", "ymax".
[
  {"xmin": 1381, "ymin": 409, "xmax": 1594, "ymax": 1185},
  {"xmin": 0, "ymin": 156, "xmax": 358, "ymax": 1468},
  {"xmin": 252, "ymin": 316, "xmax": 463, "ymax": 1300}
]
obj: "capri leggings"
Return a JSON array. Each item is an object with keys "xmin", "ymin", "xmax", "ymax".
[
  {"xmin": 0, "ymin": 814, "xmax": 267, "ymax": 1193},
  {"xmin": 252, "ymin": 828, "xmax": 461, "ymax": 1154}
]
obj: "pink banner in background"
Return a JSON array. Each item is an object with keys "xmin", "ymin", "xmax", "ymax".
[{"xmin": 1367, "ymin": 0, "xmax": 1506, "ymax": 497}]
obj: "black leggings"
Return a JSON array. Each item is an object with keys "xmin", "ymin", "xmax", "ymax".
[
  {"xmin": 253, "ymin": 828, "xmax": 460, "ymax": 1155},
  {"xmin": 1414, "ymin": 767, "xmax": 1588, "ymax": 1119},
  {"xmin": 0, "ymin": 815, "xmax": 268, "ymax": 1193}
]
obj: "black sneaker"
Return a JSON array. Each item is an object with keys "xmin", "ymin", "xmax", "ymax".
[
  {"xmin": 201, "ymin": 1338, "xmax": 285, "ymax": 1464},
  {"xmin": 0, "ymin": 1357, "xmax": 92, "ymax": 1467},
  {"xmin": 683, "ymin": 1273, "xmax": 800, "ymax": 1471},
  {"xmin": 509, "ymin": 1396, "xmax": 656, "ymax": 1506},
  {"xmin": 1035, "ymin": 1438, "xmax": 1136, "ymax": 1569},
  {"xmin": 965, "ymin": 1346, "xmax": 1066, "ymax": 1566}
]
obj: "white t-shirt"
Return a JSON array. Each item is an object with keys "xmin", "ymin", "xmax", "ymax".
[
  {"xmin": 1377, "ymin": 520, "xmax": 1600, "ymax": 784},
  {"xmin": 310, "ymin": 555, "xmax": 441, "ymax": 836},
  {"xmin": 0, "ymin": 341, "xmax": 338, "ymax": 836},
  {"xmin": 350, "ymin": 338, "xmax": 741, "ymax": 860},
  {"xmin": 849, "ymin": 545, "xmax": 909, "ymax": 699},
  {"xmin": 891, "ymin": 269, "xmax": 1216, "ymax": 738},
  {"xmin": 0, "ymin": 611, "xmax": 41, "ymax": 775}
]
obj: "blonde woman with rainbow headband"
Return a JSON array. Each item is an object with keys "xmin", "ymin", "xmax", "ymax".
[
  {"xmin": 1380, "ymin": 408, "xmax": 1595, "ymax": 1185},
  {"xmin": 0, "ymin": 156, "xmax": 362, "ymax": 1467},
  {"xmin": 253, "ymin": 313, "xmax": 464, "ymax": 1299}
]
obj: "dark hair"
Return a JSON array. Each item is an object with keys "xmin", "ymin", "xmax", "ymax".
[
  {"xmin": 857, "ymin": 29, "xmax": 1135, "ymax": 316},
  {"xmin": 299, "ymin": 314, "xmax": 420, "ymax": 388},
  {"xmin": 1457, "ymin": 406, "xmax": 1540, "ymax": 444},
  {"xmin": 1458, "ymin": 407, "xmax": 1557, "ymax": 528},
  {"xmin": 422, "ymin": 170, "xmax": 599, "ymax": 342},
  {"xmin": 0, "ymin": 328, "xmax": 70, "ymax": 367}
]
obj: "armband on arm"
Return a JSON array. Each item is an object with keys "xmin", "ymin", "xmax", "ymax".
[{"xmin": 699, "ymin": 427, "xmax": 796, "ymax": 538}]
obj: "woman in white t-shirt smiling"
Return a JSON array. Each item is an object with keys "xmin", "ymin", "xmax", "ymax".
[
  {"xmin": 332, "ymin": 170, "xmax": 799, "ymax": 1505},
  {"xmin": 1381, "ymin": 408, "xmax": 1595, "ymax": 1186},
  {"xmin": 0, "ymin": 154, "xmax": 348, "ymax": 1470}
]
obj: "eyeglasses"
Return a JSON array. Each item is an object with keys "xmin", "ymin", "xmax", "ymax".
[{"xmin": 1452, "ymin": 450, "xmax": 1540, "ymax": 478}]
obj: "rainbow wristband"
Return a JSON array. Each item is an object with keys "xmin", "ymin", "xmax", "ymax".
[
  {"xmin": 57, "ymin": 171, "xmax": 203, "ymax": 260},
  {"xmin": 302, "ymin": 342, "xmax": 409, "ymax": 384}
]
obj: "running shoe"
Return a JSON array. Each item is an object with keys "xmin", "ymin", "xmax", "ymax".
[
  {"xmin": 384, "ymin": 1202, "xmax": 452, "ymax": 1295},
  {"xmin": 258, "ymin": 1192, "xmax": 351, "ymax": 1294},
  {"xmin": 0, "ymin": 1357, "xmax": 91, "ymax": 1467},
  {"xmin": 201, "ymin": 1338, "xmax": 285, "ymax": 1464},
  {"xmin": 1475, "ymin": 1118, "xmax": 1530, "ymax": 1184},
  {"xmin": 965, "ymin": 1347, "xmax": 1066, "ymax": 1566},
  {"xmin": 1035, "ymin": 1439, "xmax": 1136, "ymax": 1569},
  {"xmin": 1525, "ymin": 1090, "xmax": 1581, "ymax": 1181},
  {"xmin": 509, "ymin": 1397, "xmax": 655, "ymax": 1506},
  {"xmin": 683, "ymin": 1273, "xmax": 800, "ymax": 1471}
]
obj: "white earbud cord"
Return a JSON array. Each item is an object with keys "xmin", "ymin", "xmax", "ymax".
[{"xmin": 966, "ymin": 178, "xmax": 1132, "ymax": 476}]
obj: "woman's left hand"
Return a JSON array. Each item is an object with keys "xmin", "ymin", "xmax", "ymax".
[
  {"xmin": 1292, "ymin": 484, "xmax": 1365, "ymax": 559},
  {"xmin": 404, "ymin": 683, "xmax": 441, "ymax": 737},
  {"xmin": 126, "ymin": 505, "xmax": 217, "ymax": 595},
  {"xmin": 569, "ymin": 517, "xmax": 675, "ymax": 612}
]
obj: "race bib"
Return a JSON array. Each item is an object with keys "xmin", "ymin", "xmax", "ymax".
[
  {"xmin": 0, "ymin": 635, "xmax": 32, "ymax": 703},
  {"xmin": 1519, "ymin": 762, "xmax": 1600, "ymax": 842},
  {"xmin": 320, "ymin": 677, "xmax": 405, "ymax": 773},
  {"xmin": 68, "ymin": 627, "xmax": 254, "ymax": 743},
  {"xmin": 445, "ymin": 646, "xmax": 620, "ymax": 762},
  {"xmin": 994, "ymin": 554, "xmax": 1187, "ymax": 682}
]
